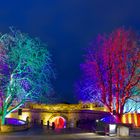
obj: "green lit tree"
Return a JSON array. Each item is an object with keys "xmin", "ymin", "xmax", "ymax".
[{"xmin": 0, "ymin": 28, "xmax": 54, "ymax": 124}]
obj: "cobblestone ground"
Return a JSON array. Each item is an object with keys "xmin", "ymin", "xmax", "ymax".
[{"xmin": 0, "ymin": 126, "xmax": 140, "ymax": 140}]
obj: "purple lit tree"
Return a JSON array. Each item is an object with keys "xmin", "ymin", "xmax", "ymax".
[
  {"xmin": 78, "ymin": 28, "xmax": 140, "ymax": 122},
  {"xmin": 0, "ymin": 28, "xmax": 54, "ymax": 124}
]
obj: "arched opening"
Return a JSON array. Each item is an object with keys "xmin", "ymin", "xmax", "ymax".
[{"xmin": 50, "ymin": 116, "xmax": 66, "ymax": 128}]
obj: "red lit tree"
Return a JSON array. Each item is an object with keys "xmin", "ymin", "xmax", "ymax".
[{"xmin": 80, "ymin": 28, "xmax": 140, "ymax": 122}]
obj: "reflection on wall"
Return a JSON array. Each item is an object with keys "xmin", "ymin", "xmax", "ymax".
[
  {"xmin": 122, "ymin": 113, "xmax": 140, "ymax": 127},
  {"xmin": 18, "ymin": 112, "xmax": 30, "ymax": 121}
]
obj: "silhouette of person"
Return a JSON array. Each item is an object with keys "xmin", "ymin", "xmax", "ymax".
[
  {"xmin": 47, "ymin": 120, "xmax": 50, "ymax": 129},
  {"xmin": 41, "ymin": 120, "xmax": 43, "ymax": 126},
  {"xmin": 52, "ymin": 122, "xmax": 55, "ymax": 130},
  {"xmin": 26, "ymin": 116, "xmax": 29, "ymax": 124}
]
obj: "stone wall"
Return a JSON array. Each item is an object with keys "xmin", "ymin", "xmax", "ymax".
[
  {"xmin": 5, "ymin": 103, "xmax": 108, "ymax": 128},
  {"xmin": 1, "ymin": 124, "xmax": 30, "ymax": 132},
  {"xmin": 7, "ymin": 108, "xmax": 109, "ymax": 128}
]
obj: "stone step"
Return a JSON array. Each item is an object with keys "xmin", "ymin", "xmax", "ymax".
[{"xmin": 130, "ymin": 128, "xmax": 140, "ymax": 136}]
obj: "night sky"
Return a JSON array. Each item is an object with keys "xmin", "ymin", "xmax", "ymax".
[{"xmin": 0, "ymin": 0, "xmax": 140, "ymax": 103}]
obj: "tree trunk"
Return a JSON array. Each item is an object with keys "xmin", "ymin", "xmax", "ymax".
[
  {"xmin": 1, "ymin": 113, "xmax": 6, "ymax": 125},
  {"xmin": 1, "ymin": 106, "xmax": 7, "ymax": 125},
  {"xmin": 115, "ymin": 113, "xmax": 122, "ymax": 123}
]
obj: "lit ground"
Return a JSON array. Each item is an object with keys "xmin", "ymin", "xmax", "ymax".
[{"xmin": 0, "ymin": 126, "xmax": 140, "ymax": 140}]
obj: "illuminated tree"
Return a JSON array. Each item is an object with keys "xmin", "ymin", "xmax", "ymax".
[
  {"xmin": 0, "ymin": 28, "xmax": 54, "ymax": 124},
  {"xmin": 79, "ymin": 28, "xmax": 140, "ymax": 122}
]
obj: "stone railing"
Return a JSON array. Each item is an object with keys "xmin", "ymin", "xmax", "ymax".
[{"xmin": 0, "ymin": 123, "xmax": 30, "ymax": 132}]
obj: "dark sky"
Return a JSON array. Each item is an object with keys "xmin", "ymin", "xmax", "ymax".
[{"xmin": 1, "ymin": 0, "xmax": 140, "ymax": 103}]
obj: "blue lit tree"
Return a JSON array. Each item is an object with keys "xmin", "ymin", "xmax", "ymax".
[{"xmin": 0, "ymin": 28, "xmax": 54, "ymax": 124}]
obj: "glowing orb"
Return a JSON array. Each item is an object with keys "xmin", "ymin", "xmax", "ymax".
[{"xmin": 51, "ymin": 116, "xmax": 66, "ymax": 128}]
